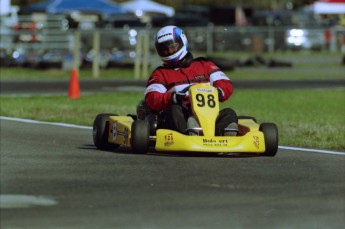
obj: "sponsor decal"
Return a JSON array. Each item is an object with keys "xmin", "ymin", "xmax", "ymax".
[
  {"xmin": 164, "ymin": 133, "xmax": 174, "ymax": 146},
  {"xmin": 112, "ymin": 122, "xmax": 129, "ymax": 145},
  {"xmin": 211, "ymin": 65, "xmax": 219, "ymax": 70},
  {"xmin": 195, "ymin": 75, "xmax": 206, "ymax": 80},
  {"xmin": 112, "ymin": 122, "xmax": 117, "ymax": 141},
  {"xmin": 203, "ymin": 138, "xmax": 216, "ymax": 143},
  {"xmin": 202, "ymin": 138, "xmax": 228, "ymax": 146},
  {"xmin": 253, "ymin": 136, "xmax": 260, "ymax": 148},
  {"xmin": 158, "ymin": 33, "xmax": 172, "ymax": 40},
  {"xmin": 196, "ymin": 88, "xmax": 214, "ymax": 93},
  {"xmin": 148, "ymin": 78, "xmax": 156, "ymax": 84}
]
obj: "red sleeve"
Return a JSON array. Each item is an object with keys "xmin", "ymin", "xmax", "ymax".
[
  {"xmin": 213, "ymin": 80, "xmax": 234, "ymax": 102},
  {"xmin": 145, "ymin": 91, "xmax": 173, "ymax": 112},
  {"xmin": 213, "ymin": 80, "xmax": 233, "ymax": 101},
  {"xmin": 202, "ymin": 59, "xmax": 234, "ymax": 102},
  {"xmin": 144, "ymin": 69, "xmax": 173, "ymax": 112}
]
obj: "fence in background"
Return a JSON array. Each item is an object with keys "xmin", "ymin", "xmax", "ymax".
[{"xmin": 1, "ymin": 14, "xmax": 344, "ymax": 77}]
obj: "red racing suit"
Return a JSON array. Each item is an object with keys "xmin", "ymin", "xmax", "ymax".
[{"xmin": 144, "ymin": 57, "xmax": 234, "ymax": 113}]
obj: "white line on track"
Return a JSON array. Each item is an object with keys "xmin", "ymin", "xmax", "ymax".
[
  {"xmin": 0, "ymin": 116, "xmax": 92, "ymax": 130},
  {"xmin": 278, "ymin": 146, "xmax": 345, "ymax": 156},
  {"xmin": 1, "ymin": 116, "xmax": 344, "ymax": 156}
]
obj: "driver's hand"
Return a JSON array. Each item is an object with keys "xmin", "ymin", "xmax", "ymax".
[
  {"xmin": 217, "ymin": 88, "xmax": 224, "ymax": 101},
  {"xmin": 172, "ymin": 92, "xmax": 186, "ymax": 104}
]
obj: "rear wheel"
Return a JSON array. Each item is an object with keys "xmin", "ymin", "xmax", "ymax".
[
  {"xmin": 131, "ymin": 120, "xmax": 150, "ymax": 154},
  {"xmin": 93, "ymin": 113, "xmax": 119, "ymax": 150},
  {"xmin": 259, "ymin": 123, "xmax": 278, "ymax": 157}
]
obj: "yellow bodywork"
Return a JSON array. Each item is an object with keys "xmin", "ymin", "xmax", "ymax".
[
  {"xmin": 155, "ymin": 120, "xmax": 265, "ymax": 153},
  {"xmin": 189, "ymin": 84, "xmax": 219, "ymax": 137},
  {"xmin": 108, "ymin": 116, "xmax": 132, "ymax": 147},
  {"xmin": 106, "ymin": 84, "xmax": 267, "ymax": 154}
]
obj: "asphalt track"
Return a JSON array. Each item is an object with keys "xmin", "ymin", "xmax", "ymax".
[{"xmin": 1, "ymin": 118, "xmax": 344, "ymax": 229}]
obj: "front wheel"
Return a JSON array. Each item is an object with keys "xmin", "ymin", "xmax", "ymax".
[
  {"xmin": 131, "ymin": 120, "xmax": 150, "ymax": 154},
  {"xmin": 259, "ymin": 123, "xmax": 278, "ymax": 157},
  {"xmin": 93, "ymin": 113, "xmax": 119, "ymax": 150}
]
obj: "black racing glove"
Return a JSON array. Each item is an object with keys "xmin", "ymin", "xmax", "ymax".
[
  {"xmin": 172, "ymin": 92, "xmax": 186, "ymax": 104},
  {"xmin": 217, "ymin": 88, "xmax": 224, "ymax": 101}
]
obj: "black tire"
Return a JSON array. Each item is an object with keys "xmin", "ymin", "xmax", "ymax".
[
  {"xmin": 93, "ymin": 113, "xmax": 119, "ymax": 150},
  {"xmin": 131, "ymin": 120, "xmax": 150, "ymax": 154},
  {"xmin": 259, "ymin": 123, "xmax": 278, "ymax": 157},
  {"xmin": 238, "ymin": 116, "xmax": 257, "ymax": 123}
]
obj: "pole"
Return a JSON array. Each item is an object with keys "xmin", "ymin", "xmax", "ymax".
[
  {"xmin": 268, "ymin": 27, "xmax": 275, "ymax": 53},
  {"xmin": 92, "ymin": 30, "xmax": 100, "ymax": 78},
  {"xmin": 142, "ymin": 31, "xmax": 149, "ymax": 79},
  {"xmin": 73, "ymin": 31, "xmax": 80, "ymax": 71},
  {"xmin": 134, "ymin": 32, "xmax": 143, "ymax": 80},
  {"xmin": 206, "ymin": 23, "xmax": 214, "ymax": 55}
]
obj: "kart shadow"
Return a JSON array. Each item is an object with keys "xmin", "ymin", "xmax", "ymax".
[
  {"xmin": 80, "ymin": 144, "xmax": 260, "ymax": 158},
  {"xmin": 148, "ymin": 151, "xmax": 260, "ymax": 158},
  {"xmin": 79, "ymin": 144, "xmax": 131, "ymax": 154}
]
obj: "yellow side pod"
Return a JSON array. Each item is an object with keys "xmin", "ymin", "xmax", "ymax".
[
  {"xmin": 108, "ymin": 116, "xmax": 133, "ymax": 147},
  {"xmin": 155, "ymin": 124, "xmax": 266, "ymax": 154}
]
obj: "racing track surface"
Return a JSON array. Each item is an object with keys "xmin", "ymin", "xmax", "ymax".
[{"xmin": 1, "ymin": 119, "xmax": 344, "ymax": 229}]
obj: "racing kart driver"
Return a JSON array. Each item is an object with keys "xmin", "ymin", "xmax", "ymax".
[{"xmin": 137, "ymin": 25, "xmax": 238, "ymax": 136}]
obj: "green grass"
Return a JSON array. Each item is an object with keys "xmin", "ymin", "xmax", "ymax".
[
  {"xmin": 1, "ymin": 89, "xmax": 344, "ymax": 151},
  {"xmin": 228, "ymin": 89, "xmax": 345, "ymax": 151}
]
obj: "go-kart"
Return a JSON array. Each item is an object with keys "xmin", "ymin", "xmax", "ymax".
[{"xmin": 93, "ymin": 84, "xmax": 278, "ymax": 156}]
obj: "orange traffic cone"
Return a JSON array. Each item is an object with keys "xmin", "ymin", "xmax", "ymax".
[{"xmin": 68, "ymin": 68, "xmax": 80, "ymax": 99}]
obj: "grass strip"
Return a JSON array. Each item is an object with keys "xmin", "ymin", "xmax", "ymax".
[
  {"xmin": 1, "ymin": 89, "xmax": 344, "ymax": 151},
  {"xmin": 1, "ymin": 52, "xmax": 344, "ymax": 80}
]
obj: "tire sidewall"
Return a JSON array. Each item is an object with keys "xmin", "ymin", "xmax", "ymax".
[{"xmin": 260, "ymin": 123, "xmax": 278, "ymax": 156}]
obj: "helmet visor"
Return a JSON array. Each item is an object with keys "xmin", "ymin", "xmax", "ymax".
[{"xmin": 155, "ymin": 37, "xmax": 183, "ymax": 57}]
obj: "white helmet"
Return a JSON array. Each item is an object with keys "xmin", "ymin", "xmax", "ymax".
[{"xmin": 155, "ymin": 25, "xmax": 188, "ymax": 66}]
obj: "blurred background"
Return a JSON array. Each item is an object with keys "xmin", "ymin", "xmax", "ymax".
[{"xmin": 1, "ymin": 0, "xmax": 344, "ymax": 72}]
